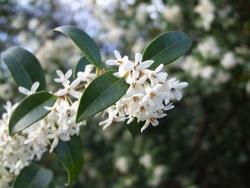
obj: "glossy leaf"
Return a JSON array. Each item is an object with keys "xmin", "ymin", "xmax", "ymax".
[
  {"xmin": 1, "ymin": 47, "xmax": 46, "ymax": 90},
  {"xmin": 143, "ymin": 31, "xmax": 192, "ymax": 69},
  {"xmin": 54, "ymin": 26, "xmax": 102, "ymax": 68},
  {"xmin": 73, "ymin": 56, "xmax": 91, "ymax": 78},
  {"xmin": 54, "ymin": 136, "xmax": 83, "ymax": 185},
  {"xmin": 76, "ymin": 71, "xmax": 129, "ymax": 123},
  {"xmin": 9, "ymin": 91, "xmax": 57, "ymax": 136},
  {"xmin": 14, "ymin": 164, "xmax": 54, "ymax": 188}
]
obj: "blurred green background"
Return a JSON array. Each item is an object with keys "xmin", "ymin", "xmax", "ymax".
[{"xmin": 1, "ymin": 0, "xmax": 250, "ymax": 187}]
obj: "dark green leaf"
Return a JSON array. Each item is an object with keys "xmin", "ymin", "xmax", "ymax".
[
  {"xmin": 1, "ymin": 47, "xmax": 46, "ymax": 90},
  {"xmin": 54, "ymin": 26, "xmax": 102, "ymax": 68},
  {"xmin": 126, "ymin": 120, "xmax": 143, "ymax": 137},
  {"xmin": 9, "ymin": 91, "xmax": 57, "ymax": 136},
  {"xmin": 54, "ymin": 136, "xmax": 83, "ymax": 185},
  {"xmin": 14, "ymin": 164, "xmax": 54, "ymax": 188},
  {"xmin": 73, "ymin": 56, "xmax": 91, "ymax": 78},
  {"xmin": 143, "ymin": 31, "xmax": 192, "ymax": 69},
  {"xmin": 76, "ymin": 71, "xmax": 129, "ymax": 123}
]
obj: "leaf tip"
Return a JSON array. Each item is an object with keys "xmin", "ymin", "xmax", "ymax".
[
  {"xmin": 75, "ymin": 114, "xmax": 84, "ymax": 124},
  {"xmin": 8, "ymin": 128, "xmax": 15, "ymax": 137}
]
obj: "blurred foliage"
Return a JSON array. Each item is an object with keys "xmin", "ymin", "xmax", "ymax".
[{"xmin": 0, "ymin": 0, "xmax": 250, "ymax": 187}]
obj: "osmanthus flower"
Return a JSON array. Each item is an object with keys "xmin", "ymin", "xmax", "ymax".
[
  {"xmin": 54, "ymin": 70, "xmax": 82, "ymax": 98},
  {"xmin": 76, "ymin": 64, "xmax": 96, "ymax": 85},
  {"xmin": 18, "ymin": 81, "xmax": 40, "ymax": 95},
  {"xmin": 106, "ymin": 50, "xmax": 133, "ymax": 78},
  {"xmin": 46, "ymin": 100, "xmax": 84, "ymax": 153},
  {"xmin": 55, "ymin": 65, "xmax": 97, "ymax": 98},
  {"xmin": 0, "ymin": 102, "xmax": 32, "ymax": 178},
  {"xmin": 195, "ymin": 0, "xmax": 215, "ymax": 30},
  {"xmin": 0, "ymin": 65, "xmax": 96, "ymax": 185},
  {"xmin": 99, "ymin": 106, "xmax": 124, "ymax": 130},
  {"xmin": 54, "ymin": 69, "xmax": 72, "ymax": 86},
  {"xmin": 165, "ymin": 78, "xmax": 188, "ymax": 101},
  {"xmin": 100, "ymin": 50, "xmax": 188, "ymax": 132},
  {"xmin": 146, "ymin": 64, "xmax": 168, "ymax": 86},
  {"xmin": 126, "ymin": 75, "xmax": 147, "ymax": 96}
]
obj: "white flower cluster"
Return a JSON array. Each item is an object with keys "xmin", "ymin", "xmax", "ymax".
[
  {"xmin": 220, "ymin": 52, "xmax": 242, "ymax": 69},
  {"xmin": 0, "ymin": 48, "xmax": 188, "ymax": 187},
  {"xmin": 100, "ymin": 51, "xmax": 188, "ymax": 132},
  {"xmin": 182, "ymin": 56, "xmax": 215, "ymax": 80},
  {"xmin": 195, "ymin": 0, "xmax": 215, "ymax": 31},
  {"xmin": 0, "ymin": 65, "xmax": 96, "ymax": 186},
  {"xmin": 197, "ymin": 37, "xmax": 221, "ymax": 59},
  {"xmin": 163, "ymin": 5, "xmax": 182, "ymax": 24}
]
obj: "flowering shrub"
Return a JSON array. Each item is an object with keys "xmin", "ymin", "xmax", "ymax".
[
  {"xmin": 0, "ymin": 26, "xmax": 191, "ymax": 187},
  {"xmin": 1, "ymin": 0, "xmax": 250, "ymax": 187}
]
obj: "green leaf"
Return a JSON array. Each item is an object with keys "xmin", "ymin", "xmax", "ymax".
[
  {"xmin": 54, "ymin": 136, "xmax": 83, "ymax": 185},
  {"xmin": 14, "ymin": 164, "xmax": 54, "ymax": 188},
  {"xmin": 9, "ymin": 91, "xmax": 57, "ymax": 136},
  {"xmin": 1, "ymin": 47, "xmax": 46, "ymax": 90},
  {"xmin": 54, "ymin": 26, "xmax": 102, "ymax": 68},
  {"xmin": 126, "ymin": 120, "xmax": 143, "ymax": 137},
  {"xmin": 76, "ymin": 71, "xmax": 129, "ymax": 123},
  {"xmin": 143, "ymin": 31, "xmax": 192, "ymax": 69},
  {"xmin": 73, "ymin": 56, "xmax": 91, "ymax": 78}
]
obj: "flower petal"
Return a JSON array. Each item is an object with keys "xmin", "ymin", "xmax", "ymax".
[
  {"xmin": 114, "ymin": 50, "xmax": 122, "ymax": 59},
  {"xmin": 141, "ymin": 120, "xmax": 150, "ymax": 132},
  {"xmin": 135, "ymin": 52, "xmax": 143, "ymax": 63},
  {"xmin": 65, "ymin": 70, "xmax": 73, "ymax": 79},
  {"xmin": 31, "ymin": 81, "xmax": 40, "ymax": 92},
  {"xmin": 106, "ymin": 60, "xmax": 119, "ymax": 66},
  {"xmin": 140, "ymin": 60, "xmax": 154, "ymax": 69}
]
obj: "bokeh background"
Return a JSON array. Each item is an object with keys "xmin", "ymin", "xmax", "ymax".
[{"xmin": 1, "ymin": 0, "xmax": 250, "ymax": 187}]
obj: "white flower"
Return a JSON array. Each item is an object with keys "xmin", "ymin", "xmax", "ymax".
[
  {"xmin": 76, "ymin": 64, "xmax": 96, "ymax": 85},
  {"xmin": 146, "ymin": 64, "xmax": 167, "ymax": 86},
  {"xmin": 55, "ymin": 79, "xmax": 81, "ymax": 99},
  {"xmin": 139, "ymin": 154, "xmax": 152, "ymax": 169},
  {"xmin": 166, "ymin": 78, "xmax": 188, "ymax": 101},
  {"xmin": 106, "ymin": 50, "xmax": 127, "ymax": 66},
  {"xmin": 146, "ymin": 0, "xmax": 165, "ymax": 19},
  {"xmin": 221, "ymin": 52, "xmax": 239, "ymax": 69},
  {"xmin": 182, "ymin": 56, "xmax": 201, "ymax": 78},
  {"xmin": 142, "ymin": 84, "xmax": 167, "ymax": 110},
  {"xmin": 126, "ymin": 75, "xmax": 147, "ymax": 96},
  {"xmin": 0, "ymin": 64, "xmax": 95, "ymax": 182},
  {"xmin": 101, "ymin": 52, "xmax": 188, "ymax": 132},
  {"xmin": 134, "ymin": 52, "xmax": 154, "ymax": 68},
  {"xmin": 215, "ymin": 70, "xmax": 231, "ymax": 84},
  {"xmin": 115, "ymin": 156, "xmax": 129, "ymax": 173},
  {"xmin": 197, "ymin": 37, "xmax": 220, "ymax": 59},
  {"xmin": 200, "ymin": 66, "xmax": 214, "ymax": 80},
  {"xmin": 46, "ymin": 99, "xmax": 84, "ymax": 153},
  {"xmin": 163, "ymin": 5, "xmax": 182, "ymax": 24},
  {"xmin": 246, "ymin": 81, "xmax": 250, "ymax": 95},
  {"xmin": 140, "ymin": 118, "xmax": 157, "ymax": 132},
  {"xmin": 54, "ymin": 70, "xmax": 72, "ymax": 86},
  {"xmin": 99, "ymin": 106, "xmax": 119, "ymax": 130},
  {"xmin": 54, "ymin": 70, "xmax": 81, "ymax": 98},
  {"xmin": 132, "ymin": 52, "xmax": 154, "ymax": 73},
  {"xmin": 18, "ymin": 81, "xmax": 40, "ymax": 96},
  {"xmin": 195, "ymin": 0, "xmax": 215, "ymax": 30},
  {"xmin": 150, "ymin": 165, "xmax": 167, "ymax": 186},
  {"xmin": 0, "ymin": 83, "xmax": 13, "ymax": 100},
  {"xmin": 181, "ymin": 56, "xmax": 215, "ymax": 80},
  {"xmin": 106, "ymin": 50, "xmax": 133, "ymax": 78},
  {"xmin": 109, "ymin": 51, "xmax": 154, "ymax": 80}
]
